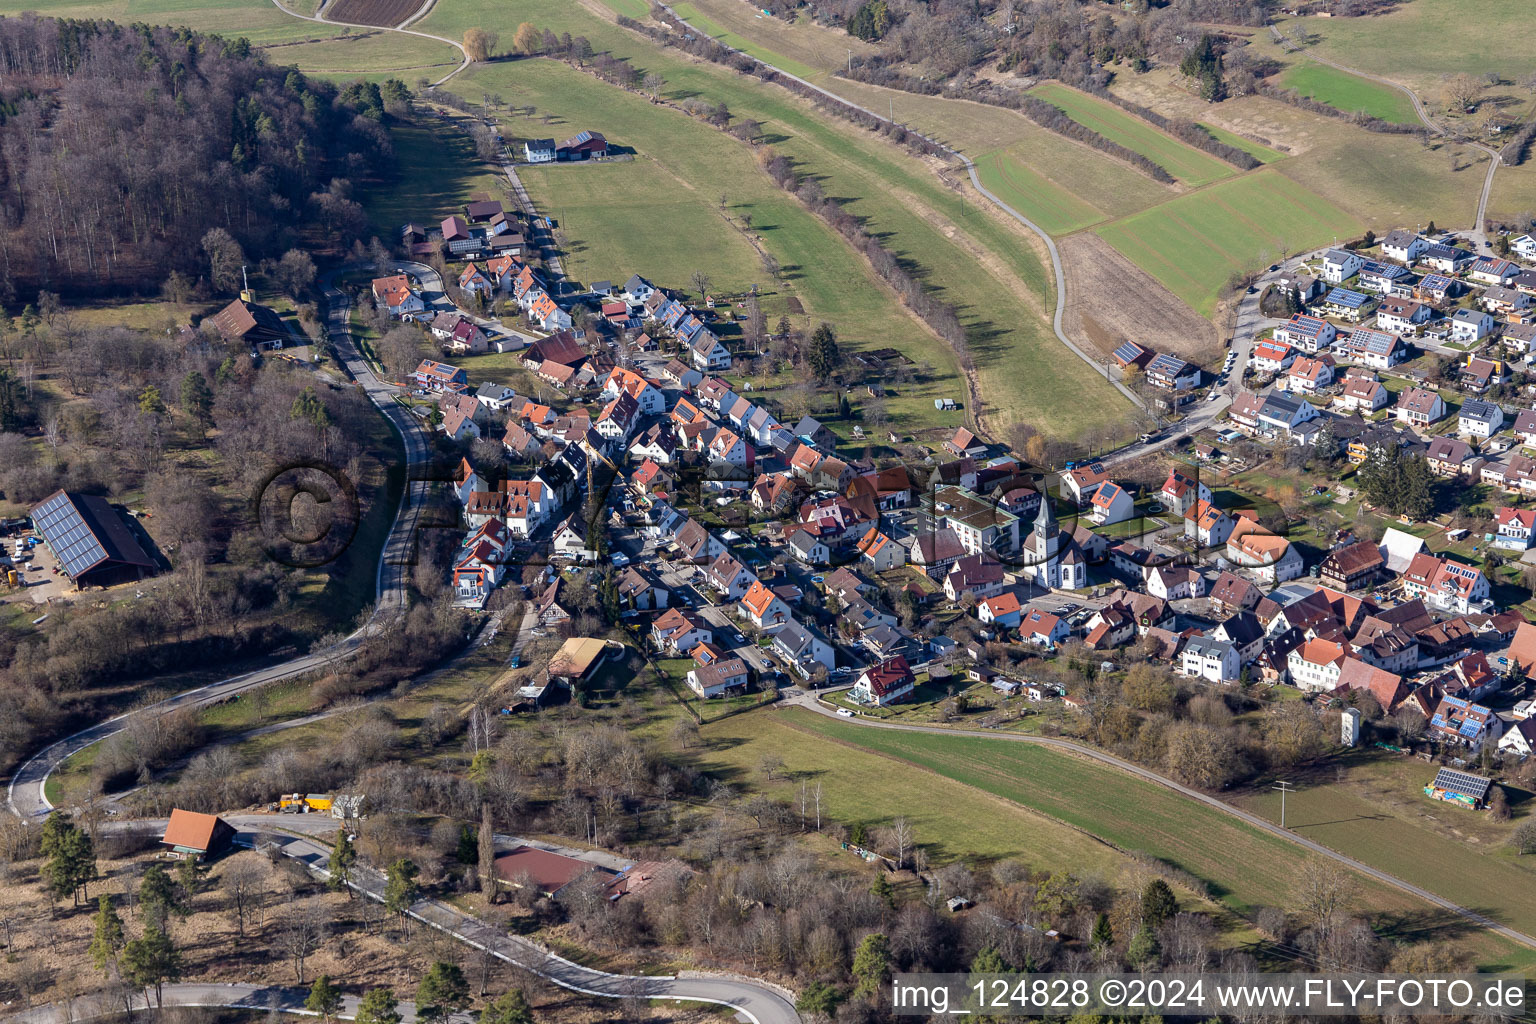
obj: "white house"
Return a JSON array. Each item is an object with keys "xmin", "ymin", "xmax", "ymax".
[
  {"xmin": 1288, "ymin": 638, "xmax": 1347, "ymax": 692},
  {"xmin": 1512, "ymin": 234, "xmax": 1536, "ymax": 261},
  {"xmin": 1018, "ymin": 607, "xmax": 1068, "ymax": 647},
  {"xmin": 1449, "ymin": 308, "xmax": 1494, "ymax": 343},
  {"xmin": 1495, "ymin": 507, "xmax": 1536, "ymax": 551},
  {"xmin": 978, "ymin": 592, "xmax": 1024, "ymax": 630},
  {"xmin": 1457, "ymin": 398, "xmax": 1504, "ymax": 440},
  {"xmin": 1088, "ymin": 481, "xmax": 1135, "ymax": 525},
  {"xmin": 622, "ymin": 274, "xmax": 656, "ymax": 305},
  {"xmin": 1380, "ymin": 229, "xmax": 1430, "ymax": 264},
  {"xmin": 738, "ymin": 580, "xmax": 792, "ymax": 629},
  {"xmin": 372, "ymin": 274, "xmax": 424, "ymax": 317},
  {"xmin": 851, "ymin": 657, "xmax": 915, "ymax": 706},
  {"xmin": 690, "ymin": 331, "xmax": 732, "ymax": 371},
  {"xmin": 772, "ymin": 619, "xmax": 836, "ymax": 679},
  {"xmin": 1179, "ymin": 635, "xmax": 1239, "ymax": 683},
  {"xmin": 688, "ymin": 658, "xmax": 749, "ymax": 699},
  {"xmin": 524, "ymin": 138, "xmax": 557, "ymax": 163},
  {"xmin": 1395, "ymin": 387, "xmax": 1446, "ymax": 427},
  {"xmin": 1321, "ymin": 248, "xmax": 1364, "ymax": 284},
  {"xmin": 1159, "ymin": 470, "xmax": 1211, "ymax": 518}
]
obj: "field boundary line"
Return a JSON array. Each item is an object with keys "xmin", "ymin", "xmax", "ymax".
[{"xmin": 264, "ymin": 0, "xmax": 471, "ymax": 85}]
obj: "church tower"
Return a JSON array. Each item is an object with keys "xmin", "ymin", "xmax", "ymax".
[{"xmin": 1033, "ymin": 491, "xmax": 1060, "ymax": 559}]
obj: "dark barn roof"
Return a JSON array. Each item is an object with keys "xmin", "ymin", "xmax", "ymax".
[{"xmin": 31, "ymin": 490, "xmax": 155, "ymax": 585}]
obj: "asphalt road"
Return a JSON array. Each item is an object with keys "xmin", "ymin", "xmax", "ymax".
[
  {"xmin": 2, "ymin": 983, "xmax": 427, "ymax": 1024},
  {"xmin": 786, "ymin": 694, "xmax": 1536, "ymax": 951},
  {"xmin": 5, "ymin": 282, "xmax": 432, "ymax": 822}
]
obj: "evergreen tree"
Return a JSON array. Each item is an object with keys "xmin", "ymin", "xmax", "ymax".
[
  {"xmin": 415, "ymin": 961, "xmax": 470, "ymax": 1024},
  {"xmin": 971, "ymin": 946, "xmax": 1007, "ymax": 974},
  {"xmin": 89, "ymin": 895, "xmax": 126, "ymax": 974},
  {"xmin": 180, "ymin": 371, "xmax": 215, "ymax": 434},
  {"xmin": 140, "ymin": 864, "xmax": 185, "ymax": 929},
  {"xmin": 455, "ymin": 824, "xmax": 479, "ymax": 865},
  {"xmin": 1127, "ymin": 924, "xmax": 1161, "ymax": 969},
  {"xmin": 1090, "ymin": 912, "xmax": 1114, "ymax": 953},
  {"xmin": 1141, "ymin": 879, "xmax": 1177, "ymax": 928},
  {"xmin": 384, "ymin": 859, "xmax": 420, "ymax": 935},
  {"xmin": 806, "ymin": 322, "xmax": 840, "ymax": 382},
  {"xmin": 796, "ymin": 981, "xmax": 843, "ymax": 1017},
  {"xmin": 354, "ymin": 989, "xmax": 402, "ymax": 1024},
  {"xmin": 870, "ymin": 874, "xmax": 896, "ymax": 908},
  {"xmin": 42, "ymin": 813, "xmax": 96, "ymax": 907},
  {"xmin": 851, "ymin": 932, "xmax": 891, "ymax": 997},
  {"xmin": 306, "ymin": 975, "xmax": 343, "ymax": 1022},
  {"xmin": 481, "ymin": 989, "xmax": 534, "ymax": 1024},
  {"xmin": 120, "ymin": 925, "xmax": 182, "ymax": 1008},
  {"xmin": 291, "ymin": 387, "xmax": 331, "ymax": 432},
  {"xmin": 775, "ymin": 315, "xmax": 792, "ymax": 339},
  {"xmin": 139, "ymin": 384, "xmax": 166, "ymax": 416},
  {"xmin": 175, "ymin": 855, "xmax": 205, "ymax": 904},
  {"xmin": 328, "ymin": 832, "xmax": 358, "ymax": 897}
]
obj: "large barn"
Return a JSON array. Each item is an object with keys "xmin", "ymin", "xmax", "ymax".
[{"xmin": 30, "ymin": 490, "xmax": 157, "ymax": 589}]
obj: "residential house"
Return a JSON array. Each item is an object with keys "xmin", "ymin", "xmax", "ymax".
[
  {"xmin": 1088, "ymin": 481, "xmax": 1135, "ymax": 525},
  {"xmin": 1179, "ymin": 635, "xmax": 1240, "ymax": 683},
  {"xmin": 689, "ymin": 331, "xmax": 732, "ymax": 371},
  {"xmin": 1274, "ymin": 314, "xmax": 1337, "ymax": 352},
  {"xmin": 1145, "ymin": 352, "xmax": 1200, "ymax": 391},
  {"xmin": 1497, "ymin": 719, "xmax": 1536, "ymax": 757},
  {"xmin": 1395, "ymin": 387, "xmax": 1446, "ymax": 427},
  {"xmin": 1495, "ymin": 507, "xmax": 1536, "ymax": 550},
  {"xmin": 857, "ymin": 527, "xmax": 905, "ymax": 571},
  {"xmin": 1322, "ymin": 248, "xmax": 1364, "ymax": 283},
  {"xmin": 1401, "ymin": 553, "xmax": 1490, "ymax": 614},
  {"xmin": 1185, "ymin": 500, "xmax": 1236, "ymax": 548},
  {"xmin": 1288, "ymin": 637, "xmax": 1347, "ymax": 691},
  {"xmin": 528, "ymin": 292, "xmax": 573, "ymax": 332},
  {"xmin": 706, "ymin": 552, "xmax": 756, "ymax": 601},
  {"xmin": 978, "ymin": 592, "xmax": 1024, "ymax": 630},
  {"xmin": 945, "ymin": 427, "xmax": 987, "ymax": 458},
  {"xmin": 595, "ymin": 392, "xmax": 641, "ymax": 442},
  {"xmin": 1018, "ymin": 607, "xmax": 1068, "ymax": 647},
  {"xmin": 944, "ymin": 554, "xmax": 1006, "ymax": 603},
  {"xmin": 476, "ymin": 383, "xmax": 519, "ymax": 413},
  {"xmin": 1513, "ymin": 410, "xmax": 1536, "ymax": 446},
  {"xmin": 1061, "ymin": 462, "xmax": 1109, "ymax": 505},
  {"xmin": 372, "ymin": 274, "xmax": 423, "ymax": 317},
  {"xmin": 1336, "ymin": 375, "xmax": 1390, "ymax": 413},
  {"xmin": 1333, "ymin": 657, "xmax": 1409, "ymax": 714},
  {"xmin": 1449, "ymin": 308, "xmax": 1495, "ymax": 343},
  {"xmin": 738, "ymin": 580, "xmax": 792, "ymax": 629},
  {"xmin": 1376, "ymin": 297, "xmax": 1431, "ymax": 336},
  {"xmin": 1159, "ymin": 469, "xmax": 1211, "ymax": 517},
  {"xmin": 1283, "ymin": 354, "xmax": 1336, "ymax": 393},
  {"xmin": 1469, "ymin": 257, "xmax": 1521, "ymax": 286},
  {"xmin": 1458, "ymin": 398, "xmax": 1504, "ymax": 439},
  {"xmin": 1256, "ymin": 393, "xmax": 1321, "ymax": 437},
  {"xmin": 1209, "ymin": 571, "xmax": 1264, "ymax": 615},
  {"xmin": 1251, "ymin": 339, "xmax": 1297, "ymax": 375},
  {"xmin": 524, "ymin": 138, "xmax": 556, "ymax": 163},
  {"xmin": 616, "ymin": 565, "xmax": 669, "ymax": 611},
  {"xmin": 1357, "ymin": 259, "xmax": 1411, "ymax": 294},
  {"xmin": 1213, "ymin": 611, "xmax": 1266, "ymax": 664},
  {"xmin": 601, "ymin": 368, "xmax": 665, "ymax": 415},
  {"xmin": 1429, "ymin": 695, "xmax": 1504, "ymax": 750},
  {"xmin": 413, "ymin": 359, "xmax": 467, "ymax": 393},
  {"xmin": 1339, "ymin": 327, "xmax": 1405, "ymax": 369},
  {"xmin": 442, "ymin": 403, "xmax": 480, "ymax": 442},
  {"xmin": 1112, "ymin": 340, "xmax": 1155, "ymax": 369},
  {"xmin": 1481, "ymin": 285, "xmax": 1532, "ymax": 317},
  {"xmin": 787, "ymin": 529, "xmax": 831, "ymax": 567},
  {"xmin": 651, "ymin": 608, "xmax": 713, "ymax": 654},
  {"xmin": 1417, "ymin": 243, "xmax": 1473, "ymax": 274},
  {"xmin": 1320, "ymin": 286, "xmax": 1376, "ymax": 322},
  {"xmin": 1226, "ymin": 519, "xmax": 1304, "ymax": 583},
  {"xmin": 458, "ymin": 262, "xmax": 493, "ymax": 298},
  {"xmin": 688, "ymin": 658, "xmax": 749, "ymax": 699},
  {"xmin": 1423, "ymin": 436, "xmax": 1473, "ymax": 477},
  {"xmin": 1513, "ymin": 234, "xmax": 1536, "ymax": 261},
  {"xmin": 852, "ymin": 657, "xmax": 915, "ymax": 705},
  {"xmin": 1380, "ymin": 229, "xmax": 1430, "ymax": 264},
  {"xmin": 1415, "ymin": 273, "xmax": 1458, "ymax": 303},
  {"xmin": 1145, "ymin": 565, "xmax": 1205, "ymax": 601},
  {"xmin": 1461, "ymin": 356, "xmax": 1504, "ymax": 392},
  {"xmin": 441, "ymin": 215, "xmax": 473, "ymax": 254},
  {"xmin": 772, "ymin": 619, "xmax": 836, "ymax": 679}
]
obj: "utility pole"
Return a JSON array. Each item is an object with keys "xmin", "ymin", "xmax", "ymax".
[
  {"xmin": 847, "ymin": 48, "xmax": 852, "ymax": 73},
  {"xmin": 1273, "ymin": 780, "xmax": 1296, "ymax": 829}
]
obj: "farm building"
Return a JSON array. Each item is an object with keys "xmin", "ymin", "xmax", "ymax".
[
  {"xmin": 558, "ymin": 130, "xmax": 608, "ymax": 160},
  {"xmin": 31, "ymin": 490, "xmax": 158, "ymax": 589},
  {"xmin": 492, "ymin": 845, "xmax": 612, "ymax": 897},
  {"xmin": 161, "ymin": 809, "xmax": 236, "ymax": 861},
  {"xmin": 1422, "ymin": 767, "xmax": 1492, "ymax": 810}
]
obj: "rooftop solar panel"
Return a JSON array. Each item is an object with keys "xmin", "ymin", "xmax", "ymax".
[{"xmin": 1432, "ymin": 768, "xmax": 1491, "ymax": 800}]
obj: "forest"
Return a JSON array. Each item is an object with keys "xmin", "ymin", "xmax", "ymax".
[{"xmin": 0, "ymin": 17, "xmax": 398, "ymax": 300}]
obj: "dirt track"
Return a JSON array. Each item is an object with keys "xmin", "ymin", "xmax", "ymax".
[
  {"xmin": 325, "ymin": 0, "xmax": 419, "ymax": 27},
  {"xmin": 1059, "ymin": 232, "xmax": 1221, "ymax": 365}
]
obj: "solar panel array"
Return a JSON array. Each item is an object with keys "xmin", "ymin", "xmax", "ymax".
[
  {"xmin": 31, "ymin": 492, "xmax": 108, "ymax": 579},
  {"xmin": 1432, "ymin": 767, "xmax": 1491, "ymax": 801}
]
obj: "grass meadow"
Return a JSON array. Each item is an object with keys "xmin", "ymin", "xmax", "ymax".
[
  {"xmin": 973, "ymin": 148, "xmax": 1112, "ymax": 235},
  {"xmin": 361, "ymin": 120, "xmax": 510, "ymax": 235},
  {"xmin": 1095, "ymin": 168, "xmax": 1362, "ymax": 316},
  {"xmin": 1197, "ymin": 122, "xmax": 1286, "ymax": 164},
  {"xmin": 1279, "ymin": 62, "xmax": 1420, "ymax": 126},
  {"xmin": 1029, "ymin": 83, "xmax": 1239, "ymax": 187}
]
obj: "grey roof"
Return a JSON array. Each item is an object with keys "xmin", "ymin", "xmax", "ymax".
[
  {"xmin": 526, "ymin": 138, "xmax": 555, "ymax": 150},
  {"xmin": 1183, "ymin": 635, "xmax": 1235, "ymax": 660},
  {"xmin": 1452, "ymin": 308, "xmax": 1488, "ymax": 322},
  {"xmin": 1381, "ymin": 229, "xmax": 1419, "ymax": 248},
  {"xmin": 1460, "ymin": 398, "xmax": 1502, "ymax": 423},
  {"xmin": 623, "ymin": 274, "xmax": 652, "ymax": 293},
  {"xmin": 1323, "ymin": 248, "xmax": 1357, "ymax": 263}
]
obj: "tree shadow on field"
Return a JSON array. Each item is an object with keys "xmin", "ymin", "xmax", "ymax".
[{"xmin": 1374, "ymin": 906, "xmax": 1501, "ymax": 950}]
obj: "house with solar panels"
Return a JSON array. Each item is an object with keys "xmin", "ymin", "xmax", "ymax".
[
  {"xmin": 1423, "ymin": 767, "xmax": 1493, "ymax": 810},
  {"xmin": 30, "ymin": 490, "xmax": 158, "ymax": 589},
  {"xmin": 557, "ymin": 130, "xmax": 608, "ymax": 160},
  {"xmin": 1428, "ymin": 696, "xmax": 1503, "ymax": 751}
]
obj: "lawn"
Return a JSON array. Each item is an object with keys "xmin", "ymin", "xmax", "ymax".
[
  {"xmin": 1279, "ymin": 63, "xmax": 1420, "ymax": 126},
  {"xmin": 1272, "ymin": 0, "xmax": 1534, "ymax": 89},
  {"xmin": 1029, "ymin": 83, "xmax": 1239, "ymax": 187},
  {"xmin": 1197, "ymin": 122, "xmax": 1286, "ymax": 164},
  {"xmin": 361, "ymin": 119, "xmax": 510, "ymax": 236},
  {"xmin": 0, "ymin": 0, "xmax": 346, "ymax": 44},
  {"xmin": 973, "ymin": 147, "xmax": 1109, "ymax": 235},
  {"xmin": 668, "ymin": 1, "xmax": 820, "ymax": 81},
  {"xmin": 520, "ymin": 159, "xmax": 766, "ymax": 294},
  {"xmin": 1234, "ymin": 751, "xmax": 1536, "ymax": 942},
  {"xmin": 1095, "ymin": 168, "xmax": 1362, "ymax": 317},
  {"xmin": 777, "ymin": 710, "xmax": 1536, "ymax": 970},
  {"xmin": 263, "ymin": 30, "xmax": 460, "ymax": 77},
  {"xmin": 650, "ymin": 0, "xmax": 877, "ymax": 81}
]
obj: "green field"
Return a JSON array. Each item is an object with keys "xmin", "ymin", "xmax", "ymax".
[
  {"xmin": 0, "ymin": 0, "xmax": 342, "ymax": 44},
  {"xmin": 777, "ymin": 711, "xmax": 1536, "ymax": 969},
  {"xmin": 669, "ymin": 1, "xmax": 820, "ymax": 80},
  {"xmin": 973, "ymin": 148, "xmax": 1109, "ymax": 235},
  {"xmin": 1029, "ymin": 83, "xmax": 1238, "ymax": 187},
  {"xmin": 1280, "ymin": 63, "xmax": 1420, "ymax": 126},
  {"xmin": 1197, "ymin": 122, "xmax": 1286, "ymax": 164},
  {"xmin": 265, "ymin": 31, "xmax": 460, "ymax": 76},
  {"xmin": 1096, "ymin": 168, "xmax": 1362, "ymax": 317},
  {"xmin": 361, "ymin": 121, "xmax": 510, "ymax": 235},
  {"xmin": 1274, "ymin": 0, "xmax": 1533, "ymax": 87}
]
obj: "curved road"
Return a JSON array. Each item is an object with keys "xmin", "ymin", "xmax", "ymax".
[
  {"xmin": 788, "ymin": 693, "xmax": 1536, "ymax": 950},
  {"xmin": 6, "ymin": 282, "xmax": 432, "ymax": 822},
  {"xmin": 1272, "ymin": 26, "xmax": 1501, "ymax": 242},
  {"xmin": 266, "ymin": 0, "xmax": 471, "ymax": 87}
]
